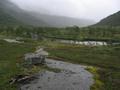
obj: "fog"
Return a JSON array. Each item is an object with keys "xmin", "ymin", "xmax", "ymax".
[{"xmin": 10, "ymin": 0, "xmax": 120, "ymax": 21}]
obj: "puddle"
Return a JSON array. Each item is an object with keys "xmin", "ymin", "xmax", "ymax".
[{"xmin": 20, "ymin": 59, "xmax": 94, "ymax": 90}]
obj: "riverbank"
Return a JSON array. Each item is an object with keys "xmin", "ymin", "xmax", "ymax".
[{"xmin": 44, "ymin": 41, "xmax": 120, "ymax": 90}]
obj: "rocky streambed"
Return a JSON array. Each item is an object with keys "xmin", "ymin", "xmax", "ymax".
[{"xmin": 20, "ymin": 59, "xmax": 94, "ymax": 90}]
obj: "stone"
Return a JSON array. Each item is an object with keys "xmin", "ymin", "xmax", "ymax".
[{"xmin": 24, "ymin": 48, "xmax": 48, "ymax": 65}]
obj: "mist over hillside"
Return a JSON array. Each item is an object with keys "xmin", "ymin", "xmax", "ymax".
[
  {"xmin": 0, "ymin": 0, "xmax": 95, "ymax": 27},
  {"xmin": 0, "ymin": 0, "xmax": 48, "ymax": 26}
]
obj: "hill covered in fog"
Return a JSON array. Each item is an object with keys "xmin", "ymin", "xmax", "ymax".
[{"xmin": 0, "ymin": 0, "xmax": 95, "ymax": 27}]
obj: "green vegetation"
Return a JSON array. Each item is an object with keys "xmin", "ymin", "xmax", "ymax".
[
  {"xmin": 0, "ymin": 3, "xmax": 120, "ymax": 89},
  {"xmin": 46, "ymin": 44, "xmax": 120, "ymax": 69},
  {"xmin": 0, "ymin": 25, "xmax": 120, "ymax": 90},
  {"xmin": 86, "ymin": 67, "xmax": 104, "ymax": 90},
  {"xmin": 96, "ymin": 11, "xmax": 120, "ymax": 26},
  {"xmin": 0, "ymin": 40, "xmax": 37, "ymax": 90},
  {"xmin": 98, "ymin": 69, "xmax": 120, "ymax": 90},
  {"xmin": 0, "ymin": 26, "xmax": 120, "ymax": 41},
  {"xmin": 0, "ymin": 39, "xmax": 60, "ymax": 90}
]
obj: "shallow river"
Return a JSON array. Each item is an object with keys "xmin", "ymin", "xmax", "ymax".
[
  {"xmin": 59, "ymin": 40, "xmax": 107, "ymax": 46},
  {"xmin": 20, "ymin": 59, "xmax": 94, "ymax": 90}
]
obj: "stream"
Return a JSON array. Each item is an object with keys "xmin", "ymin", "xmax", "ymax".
[
  {"xmin": 58, "ymin": 39, "xmax": 120, "ymax": 46},
  {"xmin": 20, "ymin": 59, "xmax": 94, "ymax": 90},
  {"xmin": 59, "ymin": 40, "xmax": 107, "ymax": 46}
]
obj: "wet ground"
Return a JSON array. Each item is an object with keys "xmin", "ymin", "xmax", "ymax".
[
  {"xmin": 3, "ymin": 39, "xmax": 22, "ymax": 43},
  {"xmin": 20, "ymin": 59, "xmax": 94, "ymax": 90}
]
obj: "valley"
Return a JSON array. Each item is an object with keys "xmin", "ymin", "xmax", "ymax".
[
  {"xmin": 0, "ymin": 32, "xmax": 120, "ymax": 90},
  {"xmin": 0, "ymin": 0, "xmax": 120, "ymax": 90}
]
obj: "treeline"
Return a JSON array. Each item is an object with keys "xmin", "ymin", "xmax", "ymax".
[{"xmin": 0, "ymin": 25, "xmax": 120, "ymax": 41}]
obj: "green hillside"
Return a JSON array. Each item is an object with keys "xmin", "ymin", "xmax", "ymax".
[
  {"xmin": 96, "ymin": 11, "xmax": 120, "ymax": 26},
  {"xmin": 0, "ymin": 8, "xmax": 20, "ymax": 25},
  {"xmin": 0, "ymin": 0, "xmax": 21, "ymax": 25}
]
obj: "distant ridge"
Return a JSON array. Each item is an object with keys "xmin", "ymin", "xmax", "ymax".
[{"xmin": 95, "ymin": 11, "xmax": 120, "ymax": 26}]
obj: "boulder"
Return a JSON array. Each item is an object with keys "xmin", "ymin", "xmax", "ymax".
[{"xmin": 25, "ymin": 48, "xmax": 48, "ymax": 65}]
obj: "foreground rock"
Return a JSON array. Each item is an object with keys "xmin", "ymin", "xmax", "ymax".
[
  {"xmin": 20, "ymin": 59, "xmax": 94, "ymax": 90},
  {"xmin": 24, "ymin": 48, "xmax": 48, "ymax": 65},
  {"xmin": 9, "ymin": 48, "xmax": 48, "ymax": 85}
]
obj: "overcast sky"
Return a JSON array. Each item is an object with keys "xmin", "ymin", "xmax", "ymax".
[{"xmin": 10, "ymin": 0, "xmax": 120, "ymax": 21}]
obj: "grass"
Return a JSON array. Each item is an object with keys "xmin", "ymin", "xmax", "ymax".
[
  {"xmin": 0, "ymin": 40, "xmax": 37, "ymax": 90},
  {"xmin": 98, "ymin": 69, "xmax": 120, "ymax": 90},
  {"xmin": 46, "ymin": 44, "xmax": 120, "ymax": 69},
  {"xmin": 0, "ymin": 39, "xmax": 61, "ymax": 90}
]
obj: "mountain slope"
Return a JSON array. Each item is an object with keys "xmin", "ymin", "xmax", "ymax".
[
  {"xmin": 95, "ymin": 11, "xmax": 120, "ymax": 26},
  {"xmin": 0, "ymin": 0, "xmax": 95, "ymax": 27},
  {"xmin": 0, "ymin": 8, "xmax": 19, "ymax": 25},
  {"xmin": 0, "ymin": 0, "xmax": 21, "ymax": 25},
  {"xmin": 0, "ymin": 0, "xmax": 48, "ymax": 26}
]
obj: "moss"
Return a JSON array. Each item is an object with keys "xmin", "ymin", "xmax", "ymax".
[{"xmin": 86, "ymin": 67, "xmax": 104, "ymax": 90}]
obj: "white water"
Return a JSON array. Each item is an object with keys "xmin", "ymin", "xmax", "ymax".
[
  {"xmin": 3, "ymin": 39, "xmax": 22, "ymax": 43},
  {"xmin": 60, "ymin": 40, "xmax": 107, "ymax": 46}
]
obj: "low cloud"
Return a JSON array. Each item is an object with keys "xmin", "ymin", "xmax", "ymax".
[{"xmin": 10, "ymin": 0, "xmax": 120, "ymax": 21}]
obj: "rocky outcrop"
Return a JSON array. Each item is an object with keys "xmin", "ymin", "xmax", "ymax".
[{"xmin": 24, "ymin": 48, "xmax": 48, "ymax": 65}]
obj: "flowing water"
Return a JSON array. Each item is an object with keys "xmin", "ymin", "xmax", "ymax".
[
  {"xmin": 59, "ymin": 40, "xmax": 107, "ymax": 46},
  {"xmin": 20, "ymin": 59, "xmax": 94, "ymax": 90}
]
